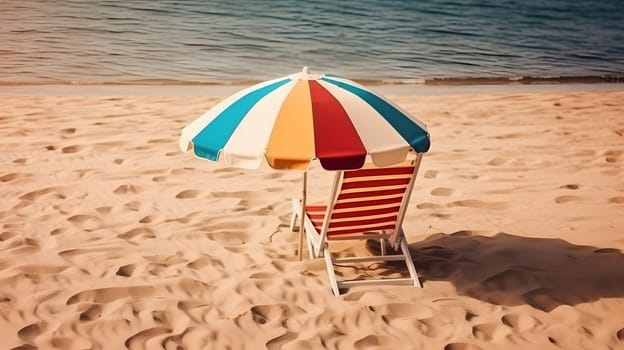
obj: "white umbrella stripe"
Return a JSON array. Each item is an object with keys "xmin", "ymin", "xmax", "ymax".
[
  {"xmin": 317, "ymin": 80, "xmax": 412, "ymax": 167},
  {"xmin": 322, "ymin": 75, "xmax": 430, "ymax": 133},
  {"xmin": 179, "ymin": 75, "xmax": 291, "ymax": 153},
  {"xmin": 220, "ymin": 80, "xmax": 296, "ymax": 169}
]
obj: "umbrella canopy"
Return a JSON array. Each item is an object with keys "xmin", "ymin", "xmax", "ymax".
[{"xmin": 179, "ymin": 67, "xmax": 430, "ymax": 170}]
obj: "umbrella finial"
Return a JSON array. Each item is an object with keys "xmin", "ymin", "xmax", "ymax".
[{"xmin": 291, "ymin": 66, "xmax": 321, "ymax": 81}]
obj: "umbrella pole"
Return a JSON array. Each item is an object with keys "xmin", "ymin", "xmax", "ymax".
[{"xmin": 298, "ymin": 172, "xmax": 307, "ymax": 261}]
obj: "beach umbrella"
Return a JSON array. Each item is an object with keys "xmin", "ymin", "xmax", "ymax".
[{"xmin": 179, "ymin": 67, "xmax": 431, "ymax": 259}]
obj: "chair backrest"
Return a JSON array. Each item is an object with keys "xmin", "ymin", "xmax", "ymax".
[{"xmin": 315, "ymin": 153, "xmax": 422, "ymax": 254}]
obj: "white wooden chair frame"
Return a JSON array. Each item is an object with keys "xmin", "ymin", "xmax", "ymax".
[{"xmin": 291, "ymin": 153, "xmax": 423, "ymax": 296}]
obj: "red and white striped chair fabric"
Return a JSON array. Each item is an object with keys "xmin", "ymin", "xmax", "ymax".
[{"xmin": 291, "ymin": 153, "xmax": 423, "ymax": 296}]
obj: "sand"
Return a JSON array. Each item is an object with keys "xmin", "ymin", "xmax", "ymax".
[{"xmin": 1, "ymin": 87, "xmax": 623, "ymax": 350}]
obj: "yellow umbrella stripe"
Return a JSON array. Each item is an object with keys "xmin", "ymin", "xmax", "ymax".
[{"xmin": 266, "ymin": 80, "xmax": 315, "ymax": 170}]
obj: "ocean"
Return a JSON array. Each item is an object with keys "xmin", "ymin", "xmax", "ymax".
[{"xmin": 1, "ymin": 0, "xmax": 623, "ymax": 85}]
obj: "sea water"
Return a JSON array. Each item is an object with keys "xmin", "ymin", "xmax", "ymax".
[{"xmin": 1, "ymin": 0, "xmax": 623, "ymax": 85}]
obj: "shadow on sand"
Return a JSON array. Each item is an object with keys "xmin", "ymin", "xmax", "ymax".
[{"xmin": 407, "ymin": 231, "xmax": 624, "ymax": 312}]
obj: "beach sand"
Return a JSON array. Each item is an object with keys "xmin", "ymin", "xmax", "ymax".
[{"xmin": 1, "ymin": 88, "xmax": 623, "ymax": 349}]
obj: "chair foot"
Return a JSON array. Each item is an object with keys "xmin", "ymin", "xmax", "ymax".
[
  {"xmin": 289, "ymin": 198, "xmax": 299, "ymax": 231},
  {"xmin": 289, "ymin": 214, "xmax": 297, "ymax": 231},
  {"xmin": 323, "ymin": 247, "xmax": 341, "ymax": 296}
]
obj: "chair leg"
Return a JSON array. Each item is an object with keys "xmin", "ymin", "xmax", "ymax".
[
  {"xmin": 306, "ymin": 234, "xmax": 315, "ymax": 258},
  {"xmin": 380, "ymin": 238, "xmax": 386, "ymax": 256},
  {"xmin": 323, "ymin": 245, "xmax": 341, "ymax": 296},
  {"xmin": 400, "ymin": 238, "xmax": 422, "ymax": 288},
  {"xmin": 289, "ymin": 201, "xmax": 298, "ymax": 231}
]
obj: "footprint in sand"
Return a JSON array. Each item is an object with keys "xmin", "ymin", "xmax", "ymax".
[
  {"xmin": 431, "ymin": 187, "xmax": 454, "ymax": 196},
  {"xmin": 265, "ymin": 187, "xmax": 284, "ymax": 193},
  {"xmin": 501, "ymin": 313, "xmax": 539, "ymax": 332},
  {"xmin": 0, "ymin": 231, "xmax": 18, "ymax": 241},
  {"xmin": 602, "ymin": 169, "xmax": 621, "ymax": 176},
  {"xmin": 139, "ymin": 215, "xmax": 154, "ymax": 223},
  {"xmin": 554, "ymin": 195, "xmax": 583, "ymax": 204},
  {"xmin": 60, "ymin": 127, "xmax": 76, "ymax": 136},
  {"xmin": 494, "ymin": 132, "xmax": 525, "ymax": 139},
  {"xmin": 213, "ymin": 167, "xmax": 238, "ymax": 174},
  {"xmin": 609, "ymin": 197, "xmax": 624, "ymax": 204},
  {"xmin": 444, "ymin": 342, "xmax": 483, "ymax": 350},
  {"xmin": 116, "ymin": 264, "xmax": 136, "ymax": 277},
  {"xmin": 156, "ymin": 322, "xmax": 190, "ymax": 350},
  {"xmin": 487, "ymin": 158, "xmax": 507, "ymax": 166},
  {"xmin": 604, "ymin": 150, "xmax": 622, "ymax": 163},
  {"xmin": 79, "ymin": 304, "xmax": 103, "ymax": 321},
  {"xmin": 472, "ymin": 322, "xmax": 511, "ymax": 342},
  {"xmin": 61, "ymin": 145, "xmax": 82, "ymax": 154},
  {"xmin": 125, "ymin": 327, "xmax": 172, "ymax": 350},
  {"xmin": 250, "ymin": 304, "xmax": 292, "ymax": 326},
  {"xmin": 617, "ymin": 328, "xmax": 624, "ymax": 341},
  {"xmin": 96, "ymin": 206, "xmax": 112, "ymax": 215},
  {"xmin": 152, "ymin": 175, "xmax": 168, "ymax": 182},
  {"xmin": 559, "ymin": 184, "xmax": 580, "ymax": 190},
  {"xmin": 19, "ymin": 187, "xmax": 65, "ymax": 201},
  {"xmin": 17, "ymin": 322, "xmax": 47, "ymax": 342},
  {"xmin": 0, "ymin": 172, "xmax": 32, "ymax": 182},
  {"xmin": 547, "ymin": 336, "xmax": 560, "ymax": 346},
  {"xmin": 118, "ymin": 227, "xmax": 155, "ymax": 240},
  {"xmin": 300, "ymin": 269, "xmax": 317, "ymax": 277},
  {"xmin": 2, "ymin": 236, "xmax": 39, "ymax": 255},
  {"xmin": 522, "ymin": 288, "xmax": 561, "ymax": 312},
  {"xmin": 353, "ymin": 335, "xmax": 395, "ymax": 349},
  {"xmin": 18, "ymin": 265, "xmax": 67, "ymax": 274},
  {"xmin": 124, "ymin": 200, "xmax": 142, "ymax": 211},
  {"xmin": 147, "ymin": 138, "xmax": 172, "ymax": 144},
  {"xmin": 66, "ymin": 286, "xmax": 155, "ymax": 305},
  {"xmin": 248, "ymin": 271, "xmax": 277, "ymax": 279},
  {"xmin": 113, "ymin": 184, "xmax": 140, "ymax": 194},
  {"xmin": 416, "ymin": 202, "xmax": 444, "ymax": 209},
  {"xmin": 450, "ymin": 230, "xmax": 481, "ymax": 237},
  {"xmin": 266, "ymin": 331, "xmax": 297, "ymax": 350},
  {"xmin": 374, "ymin": 303, "xmax": 434, "ymax": 322},
  {"xmin": 447, "ymin": 200, "xmax": 507, "ymax": 210},
  {"xmin": 50, "ymin": 228, "xmax": 63, "ymax": 236},
  {"xmin": 453, "ymin": 174, "xmax": 480, "ymax": 180},
  {"xmin": 417, "ymin": 317, "xmax": 457, "ymax": 338},
  {"xmin": 176, "ymin": 189, "xmax": 199, "ymax": 199},
  {"xmin": 67, "ymin": 214, "xmax": 100, "ymax": 227},
  {"xmin": 207, "ymin": 231, "xmax": 248, "ymax": 245},
  {"xmin": 187, "ymin": 256, "xmax": 225, "ymax": 270},
  {"xmin": 423, "ymin": 170, "xmax": 438, "ymax": 179},
  {"xmin": 13, "ymin": 158, "xmax": 28, "ymax": 165},
  {"xmin": 465, "ymin": 311, "xmax": 478, "ymax": 321},
  {"xmin": 171, "ymin": 167, "xmax": 195, "ymax": 175},
  {"xmin": 268, "ymin": 172, "xmax": 286, "ymax": 179},
  {"xmin": 177, "ymin": 278, "xmax": 211, "ymax": 298}
]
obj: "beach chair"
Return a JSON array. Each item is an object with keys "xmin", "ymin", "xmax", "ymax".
[{"xmin": 291, "ymin": 153, "xmax": 423, "ymax": 296}]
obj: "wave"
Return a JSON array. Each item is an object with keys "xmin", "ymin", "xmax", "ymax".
[
  {"xmin": 0, "ymin": 75, "xmax": 622, "ymax": 87},
  {"xmin": 422, "ymin": 75, "xmax": 624, "ymax": 85}
]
